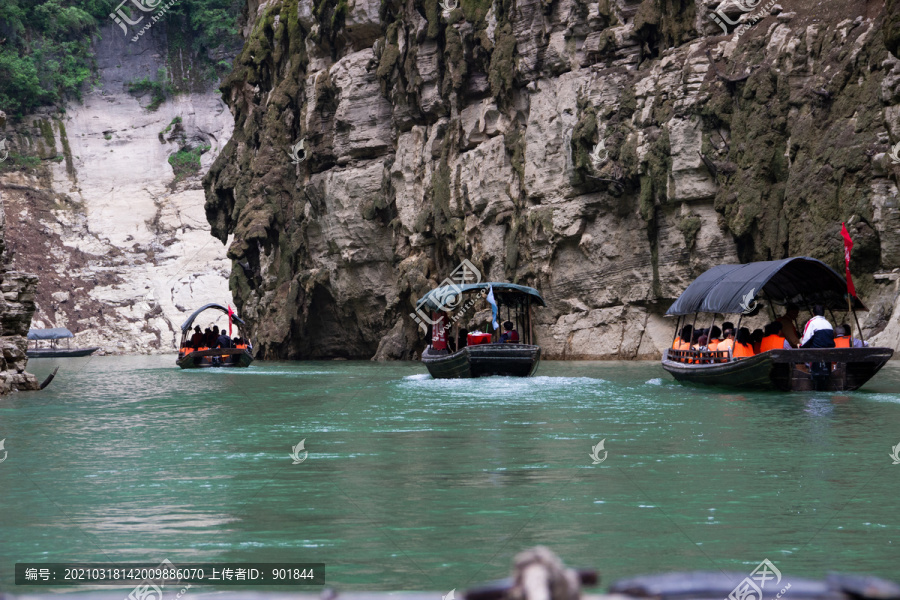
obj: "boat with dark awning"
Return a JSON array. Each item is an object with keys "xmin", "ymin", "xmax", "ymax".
[
  {"xmin": 416, "ymin": 283, "xmax": 545, "ymax": 379},
  {"xmin": 661, "ymin": 257, "xmax": 892, "ymax": 391},
  {"xmin": 27, "ymin": 328, "xmax": 99, "ymax": 358},
  {"xmin": 177, "ymin": 304, "xmax": 253, "ymax": 369}
]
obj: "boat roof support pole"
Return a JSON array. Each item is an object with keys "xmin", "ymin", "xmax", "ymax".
[
  {"xmin": 528, "ymin": 297, "xmax": 534, "ymax": 346},
  {"xmin": 671, "ymin": 316, "xmax": 682, "ymax": 346},
  {"xmin": 707, "ymin": 313, "xmax": 717, "ymax": 341},
  {"xmin": 851, "ymin": 301, "xmax": 866, "ymax": 344}
]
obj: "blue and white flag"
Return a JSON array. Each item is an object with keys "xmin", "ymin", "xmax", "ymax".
[{"xmin": 486, "ymin": 285, "xmax": 499, "ymax": 330}]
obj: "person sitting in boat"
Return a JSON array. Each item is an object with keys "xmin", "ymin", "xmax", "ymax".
[
  {"xmin": 190, "ymin": 325, "xmax": 204, "ymax": 349},
  {"xmin": 458, "ymin": 328, "xmax": 468, "ymax": 349},
  {"xmin": 751, "ymin": 329, "xmax": 764, "ymax": 354},
  {"xmin": 674, "ymin": 325, "xmax": 693, "ymax": 350},
  {"xmin": 203, "ymin": 327, "xmax": 214, "ymax": 347},
  {"xmin": 215, "ymin": 330, "xmax": 232, "ymax": 349},
  {"xmin": 833, "ymin": 325, "xmax": 851, "ymax": 348},
  {"xmin": 759, "ymin": 322, "xmax": 787, "ymax": 352},
  {"xmin": 499, "ymin": 321, "xmax": 520, "ymax": 343},
  {"xmin": 717, "ymin": 328, "xmax": 734, "ymax": 353},
  {"xmin": 800, "ymin": 305, "xmax": 835, "ymax": 348},
  {"xmin": 693, "ymin": 335, "xmax": 708, "ymax": 350},
  {"xmin": 733, "ymin": 327, "xmax": 756, "ymax": 358},
  {"xmin": 776, "ymin": 304, "xmax": 801, "ymax": 347},
  {"xmin": 706, "ymin": 326, "xmax": 722, "ymax": 351}
]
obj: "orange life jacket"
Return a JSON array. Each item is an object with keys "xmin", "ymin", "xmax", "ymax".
[
  {"xmin": 676, "ymin": 340, "xmax": 693, "ymax": 351},
  {"xmin": 707, "ymin": 339, "xmax": 719, "ymax": 351},
  {"xmin": 718, "ymin": 338, "xmax": 734, "ymax": 352},
  {"xmin": 672, "ymin": 337, "xmax": 682, "ymax": 349},
  {"xmin": 733, "ymin": 342, "xmax": 755, "ymax": 358},
  {"xmin": 759, "ymin": 334, "xmax": 785, "ymax": 353},
  {"xmin": 834, "ymin": 335, "xmax": 851, "ymax": 348}
]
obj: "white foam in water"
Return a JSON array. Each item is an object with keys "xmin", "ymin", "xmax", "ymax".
[
  {"xmin": 403, "ymin": 373, "xmax": 431, "ymax": 380},
  {"xmin": 646, "ymin": 378, "xmax": 663, "ymax": 385}
]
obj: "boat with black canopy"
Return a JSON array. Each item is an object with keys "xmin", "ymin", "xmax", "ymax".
[
  {"xmin": 417, "ymin": 282, "xmax": 545, "ymax": 379},
  {"xmin": 177, "ymin": 303, "xmax": 253, "ymax": 369},
  {"xmin": 661, "ymin": 256, "xmax": 893, "ymax": 391},
  {"xmin": 27, "ymin": 328, "xmax": 99, "ymax": 358}
]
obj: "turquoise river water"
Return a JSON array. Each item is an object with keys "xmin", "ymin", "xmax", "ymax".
[{"xmin": 1, "ymin": 356, "xmax": 899, "ymax": 592}]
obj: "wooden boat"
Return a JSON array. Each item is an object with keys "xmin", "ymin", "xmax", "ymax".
[
  {"xmin": 661, "ymin": 256, "xmax": 893, "ymax": 391},
  {"xmin": 176, "ymin": 303, "xmax": 253, "ymax": 369},
  {"xmin": 415, "ymin": 282, "xmax": 545, "ymax": 379},
  {"xmin": 27, "ymin": 328, "xmax": 99, "ymax": 358}
]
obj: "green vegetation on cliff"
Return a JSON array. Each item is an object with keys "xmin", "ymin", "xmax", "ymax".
[{"xmin": 0, "ymin": 0, "xmax": 241, "ymax": 117}]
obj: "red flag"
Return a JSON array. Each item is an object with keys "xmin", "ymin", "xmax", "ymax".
[
  {"xmin": 227, "ymin": 305, "xmax": 234, "ymax": 336},
  {"xmin": 841, "ymin": 222, "xmax": 856, "ymax": 297}
]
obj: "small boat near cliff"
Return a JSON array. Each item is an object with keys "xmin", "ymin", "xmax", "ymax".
[
  {"xmin": 27, "ymin": 328, "xmax": 99, "ymax": 358},
  {"xmin": 177, "ymin": 303, "xmax": 253, "ymax": 369},
  {"xmin": 661, "ymin": 257, "xmax": 893, "ymax": 391},
  {"xmin": 416, "ymin": 282, "xmax": 545, "ymax": 379}
]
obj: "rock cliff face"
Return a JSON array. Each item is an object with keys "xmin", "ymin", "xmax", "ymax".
[
  {"xmin": 0, "ymin": 25, "xmax": 236, "ymax": 354},
  {"xmin": 205, "ymin": 0, "xmax": 900, "ymax": 360},
  {"xmin": 0, "ymin": 112, "xmax": 40, "ymax": 393}
]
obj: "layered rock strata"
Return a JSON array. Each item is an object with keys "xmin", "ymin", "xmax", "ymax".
[
  {"xmin": 0, "ymin": 111, "xmax": 40, "ymax": 393},
  {"xmin": 205, "ymin": 0, "xmax": 900, "ymax": 360}
]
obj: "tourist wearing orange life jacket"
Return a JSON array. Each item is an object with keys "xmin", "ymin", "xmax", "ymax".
[
  {"xmin": 751, "ymin": 329, "xmax": 764, "ymax": 354},
  {"xmin": 833, "ymin": 325, "xmax": 851, "ymax": 348},
  {"xmin": 759, "ymin": 322, "xmax": 787, "ymax": 352},
  {"xmin": 673, "ymin": 325, "xmax": 694, "ymax": 351},
  {"xmin": 732, "ymin": 328, "xmax": 756, "ymax": 358},
  {"xmin": 706, "ymin": 326, "xmax": 722, "ymax": 351}
]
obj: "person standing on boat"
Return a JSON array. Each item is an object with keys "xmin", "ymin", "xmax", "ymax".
[
  {"xmin": 190, "ymin": 326, "xmax": 204, "ymax": 349},
  {"xmin": 776, "ymin": 304, "xmax": 801, "ymax": 347},
  {"xmin": 800, "ymin": 305, "xmax": 835, "ymax": 348},
  {"xmin": 499, "ymin": 321, "xmax": 519, "ymax": 343}
]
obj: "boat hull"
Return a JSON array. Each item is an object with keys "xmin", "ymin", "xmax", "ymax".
[
  {"xmin": 422, "ymin": 344, "xmax": 541, "ymax": 379},
  {"xmin": 27, "ymin": 347, "xmax": 99, "ymax": 358},
  {"xmin": 177, "ymin": 348, "xmax": 254, "ymax": 369},
  {"xmin": 662, "ymin": 347, "xmax": 893, "ymax": 391}
]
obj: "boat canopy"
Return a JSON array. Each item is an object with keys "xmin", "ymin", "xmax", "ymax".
[
  {"xmin": 417, "ymin": 282, "xmax": 546, "ymax": 312},
  {"xmin": 27, "ymin": 328, "xmax": 74, "ymax": 341},
  {"xmin": 666, "ymin": 257, "xmax": 867, "ymax": 316},
  {"xmin": 179, "ymin": 303, "xmax": 246, "ymax": 333}
]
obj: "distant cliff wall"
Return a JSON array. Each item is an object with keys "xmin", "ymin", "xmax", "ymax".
[
  {"xmin": 0, "ymin": 24, "xmax": 237, "ymax": 354},
  {"xmin": 0, "ymin": 111, "xmax": 39, "ymax": 393},
  {"xmin": 205, "ymin": 0, "xmax": 900, "ymax": 359}
]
